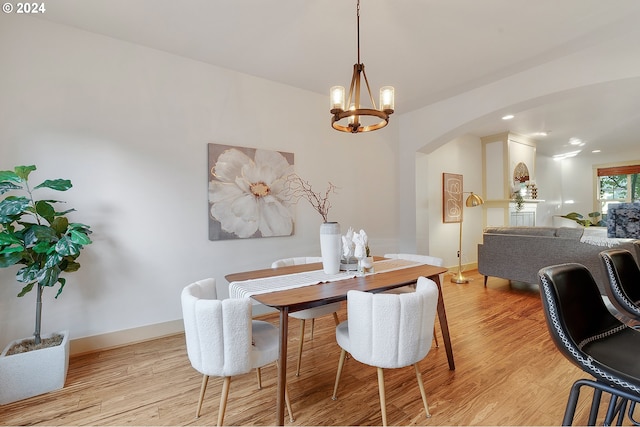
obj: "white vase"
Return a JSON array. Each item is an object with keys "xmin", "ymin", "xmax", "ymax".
[
  {"xmin": 0, "ymin": 330, "xmax": 70, "ymax": 405},
  {"xmin": 320, "ymin": 222, "xmax": 341, "ymax": 274}
]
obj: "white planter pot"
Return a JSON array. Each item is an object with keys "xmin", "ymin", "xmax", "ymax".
[
  {"xmin": 0, "ymin": 330, "xmax": 69, "ymax": 405},
  {"xmin": 320, "ymin": 222, "xmax": 341, "ymax": 274}
]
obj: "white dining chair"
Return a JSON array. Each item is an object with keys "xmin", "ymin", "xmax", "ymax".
[
  {"xmin": 331, "ymin": 276, "xmax": 440, "ymax": 426},
  {"xmin": 272, "ymin": 257, "xmax": 342, "ymax": 376},
  {"xmin": 384, "ymin": 253, "xmax": 444, "ymax": 347},
  {"xmin": 181, "ymin": 278, "xmax": 293, "ymax": 426}
]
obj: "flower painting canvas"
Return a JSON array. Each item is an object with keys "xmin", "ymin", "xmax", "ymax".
[{"xmin": 208, "ymin": 143, "xmax": 295, "ymax": 240}]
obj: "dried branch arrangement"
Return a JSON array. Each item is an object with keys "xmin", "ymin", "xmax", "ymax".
[{"xmin": 285, "ymin": 174, "xmax": 338, "ymax": 223}]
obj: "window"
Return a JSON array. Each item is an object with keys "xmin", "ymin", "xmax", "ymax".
[{"xmin": 597, "ymin": 164, "xmax": 640, "ymax": 218}]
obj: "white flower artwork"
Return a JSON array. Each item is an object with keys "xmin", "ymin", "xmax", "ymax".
[{"xmin": 208, "ymin": 143, "xmax": 295, "ymax": 240}]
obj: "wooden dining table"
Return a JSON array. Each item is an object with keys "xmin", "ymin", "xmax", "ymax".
[{"xmin": 225, "ymin": 259, "xmax": 451, "ymax": 426}]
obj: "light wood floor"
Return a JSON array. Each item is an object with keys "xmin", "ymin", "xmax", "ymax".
[{"xmin": 0, "ymin": 270, "xmax": 614, "ymax": 425}]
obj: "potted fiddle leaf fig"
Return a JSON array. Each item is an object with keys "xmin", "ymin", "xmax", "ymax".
[{"xmin": 0, "ymin": 165, "xmax": 92, "ymax": 404}]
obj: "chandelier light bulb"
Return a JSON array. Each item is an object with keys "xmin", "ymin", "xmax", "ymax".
[
  {"xmin": 380, "ymin": 86, "xmax": 395, "ymax": 112},
  {"xmin": 330, "ymin": 86, "xmax": 345, "ymax": 111}
]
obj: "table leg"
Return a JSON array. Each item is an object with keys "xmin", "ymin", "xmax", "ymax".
[
  {"xmin": 433, "ymin": 274, "xmax": 455, "ymax": 370},
  {"xmin": 276, "ymin": 307, "xmax": 288, "ymax": 425}
]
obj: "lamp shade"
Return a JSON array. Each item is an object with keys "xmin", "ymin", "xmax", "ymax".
[{"xmin": 465, "ymin": 192, "xmax": 484, "ymax": 207}]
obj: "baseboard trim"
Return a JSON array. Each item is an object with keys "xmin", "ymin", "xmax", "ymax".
[
  {"xmin": 446, "ymin": 262, "xmax": 479, "ymax": 275},
  {"xmin": 69, "ymin": 319, "xmax": 185, "ymax": 356}
]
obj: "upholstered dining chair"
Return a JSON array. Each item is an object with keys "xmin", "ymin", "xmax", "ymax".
[
  {"xmin": 600, "ymin": 248, "xmax": 640, "ymax": 324},
  {"xmin": 181, "ymin": 278, "xmax": 293, "ymax": 426},
  {"xmin": 272, "ymin": 257, "xmax": 341, "ymax": 376},
  {"xmin": 538, "ymin": 263, "xmax": 640, "ymax": 425},
  {"xmin": 383, "ymin": 253, "xmax": 444, "ymax": 347},
  {"xmin": 331, "ymin": 276, "xmax": 439, "ymax": 426}
]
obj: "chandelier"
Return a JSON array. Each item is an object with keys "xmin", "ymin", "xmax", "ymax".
[{"xmin": 330, "ymin": 0, "xmax": 394, "ymax": 133}]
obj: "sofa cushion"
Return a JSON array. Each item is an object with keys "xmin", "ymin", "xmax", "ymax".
[
  {"xmin": 555, "ymin": 227, "xmax": 585, "ymax": 239},
  {"xmin": 483, "ymin": 227, "xmax": 557, "ymax": 237}
]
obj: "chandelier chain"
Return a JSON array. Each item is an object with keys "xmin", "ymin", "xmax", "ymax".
[{"xmin": 356, "ymin": 0, "xmax": 361, "ymax": 64}]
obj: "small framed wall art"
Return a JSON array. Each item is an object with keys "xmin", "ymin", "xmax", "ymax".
[{"xmin": 442, "ymin": 172, "xmax": 463, "ymax": 223}]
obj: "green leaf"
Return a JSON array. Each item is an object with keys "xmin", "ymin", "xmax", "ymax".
[
  {"xmin": 55, "ymin": 208, "xmax": 75, "ymax": 217},
  {"xmin": 17, "ymin": 281, "xmax": 35, "ymax": 297},
  {"xmin": 69, "ymin": 222, "xmax": 91, "ymax": 229},
  {"xmin": 55, "ymin": 236, "xmax": 81, "ymax": 256},
  {"xmin": 35, "ymin": 200, "xmax": 56, "ymax": 224},
  {"xmin": 32, "ymin": 241, "xmax": 53, "ymax": 254},
  {"xmin": 0, "ymin": 196, "xmax": 30, "ymax": 220},
  {"xmin": 55, "ymin": 277, "xmax": 66, "ymax": 298},
  {"xmin": 14, "ymin": 165, "xmax": 36, "ymax": 181},
  {"xmin": 34, "ymin": 179, "xmax": 72, "ymax": 192},
  {"xmin": 0, "ymin": 170, "xmax": 22, "ymax": 183},
  {"xmin": 0, "ymin": 252, "xmax": 23, "ymax": 267},
  {"xmin": 37, "ymin": 265, "xmax": 61, "ymax": 288},
  {"xmin": 0, "ymin": 245, "xmax": 24, "ymax": 255},
  {"xmin": 63, "ymin": 260, "xmax": 81, "ymax": 273},
  {"xmin": 68, "ymin": 222, "xmax": 92, "ymax": 235},
  {"xmin": 17, "ymin": 264, "xmax": 40, "ymax": 283},
  {"xmin": 23, "ymin": 225, "xmax": 58, "ymax": 247},
  {"xmin": 0, "ymin": 181, "xmax": 22, "ymax": 195},
  {"xmin": 0, "ymin": 232, "xmax": 22, "ymax": 246},
  {"xmin": 561, "ymin": 212, "xmax": 584, "ymax": 220},
  {"xmin": 44, "ymin": 252, "xmax": 63, "ymax": 269},
  {"xmin": 50, "ymin": 216, "xmax": 69, "ymax": 235},
  {"xmin": 69, "ymin": 229, "xmax": 92, "ymax": 245}
]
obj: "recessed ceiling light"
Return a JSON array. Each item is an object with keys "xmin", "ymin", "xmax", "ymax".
[
  {"xmin": 592, "ymin": 149, "xmax": 601, "ymax": 153},
  {"xmin": 533, "ymin": 131, "xmax": 548, "ymax": 137},
  {"xmin": 553, "ymin": 150, "xmax": 582, "ymax": 160},
  {"xmin": 502, "ymin": 114, "xmax": 514, "ymax": 120}
]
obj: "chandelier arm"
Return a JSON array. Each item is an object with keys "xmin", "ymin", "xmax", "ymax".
[
  {"xmin": 354, "ymin": 66, "xmax": 361, "ymax": 114},
  {"xmin": 346, "ymin": 64, "xmax": 359, "ymax": 109},
  {"xmin": 360, "ymin": 67, "xmax": 377, "ymax": 110}
]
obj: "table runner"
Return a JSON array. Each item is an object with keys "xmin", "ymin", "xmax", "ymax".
[{"xmin": 229, "ymin": 258, "xmax": 421, "ymax": 299}]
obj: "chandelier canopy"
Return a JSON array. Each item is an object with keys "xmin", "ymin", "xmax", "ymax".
[{"xmin": 330, "ymin": 0, "xmax": 394, "ymax": 133}]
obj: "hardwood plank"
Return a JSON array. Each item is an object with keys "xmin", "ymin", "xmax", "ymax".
[{"xmin": 0, "ymin": 270, "xmax": 630, "ymax": 425}]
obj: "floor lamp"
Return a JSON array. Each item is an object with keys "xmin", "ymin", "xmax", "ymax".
[{"xmin": 451, "ymin": 192, "xmax": 484, "ymax": 284}]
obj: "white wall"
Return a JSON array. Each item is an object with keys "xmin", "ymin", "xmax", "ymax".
[
  {"xmin": 532, "ymin": 155, "xmax": 564, "ymax": 226},
  {"xmin": 416, "ymin": 135, "xmax": 483, "ymax": 268},
  {"xmin": 0, "ymin": 18, "xmax": 399, "ymax": 346}
]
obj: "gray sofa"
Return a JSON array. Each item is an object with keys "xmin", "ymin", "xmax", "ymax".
[{"xmin": 477, "ymin": 226, "xmax": 640, "ymax": 294}]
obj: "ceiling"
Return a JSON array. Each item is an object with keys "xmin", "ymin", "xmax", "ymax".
[{"xmin": 36, "ymin": 0, "xmax": 640, "ymax": 157}]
